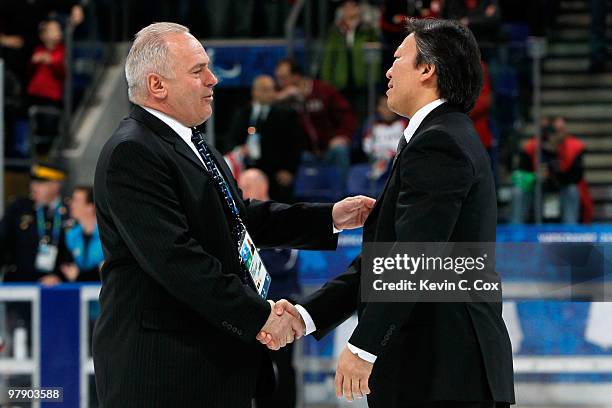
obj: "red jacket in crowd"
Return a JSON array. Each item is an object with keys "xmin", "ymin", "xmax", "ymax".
[
  {"xmin": 297, "ymin": 79, "xmax": 357, "ymax": 153},
  {"xmin": 524, "ymin": 136, "xmax": 594, "ymax": 223},
  {"xmin": 470, "ymin": 61, "xmax": 494, "ymax": 149},
  {"xmin": 27, "ymin": 43, "xmax": 65, "ymax": 102}
]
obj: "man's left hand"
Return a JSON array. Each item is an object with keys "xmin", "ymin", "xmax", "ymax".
[
  {"xmin": 332, "ymin": 196, "xmax": 376, "ymax": 230},
  {"xmin": 335, "ymin": 346, "xmax": 373, "ymax": 401}
]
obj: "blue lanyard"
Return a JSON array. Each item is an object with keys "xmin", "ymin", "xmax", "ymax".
[
  {"xmin": 191, "ymin": 131, "xmax": 246, "ymax": 237},
  {"xmin": 36, "ymin": 204, "xmax": 62, "ymax": 246}
]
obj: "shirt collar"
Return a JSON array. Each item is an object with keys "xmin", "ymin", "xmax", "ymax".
[
  {"xmin": 142, "ymin": 106, "xmax": 193, "ymax": 145},
  {"xmin": 403, "ymin": 99, "xmax": 446, "ymax": 145}
]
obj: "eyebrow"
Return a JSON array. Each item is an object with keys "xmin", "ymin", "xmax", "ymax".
[{"xmin": 189, "ymin": 62, "xmax": 208, "ymax": 71}]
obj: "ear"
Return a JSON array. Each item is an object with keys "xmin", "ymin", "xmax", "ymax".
[
  {"xmin": 420, "ymin": 64, "xmax": 436, "ymax": 82},
  {"xmin": 147, "ymin": 73, "xmax": 167, "ymax": 101}
]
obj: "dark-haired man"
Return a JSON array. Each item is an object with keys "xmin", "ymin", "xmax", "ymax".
[
  {"xmin": 265, "ymin": 18, "xmax": 515, "ymax": 408},
  {"xmin": 62, "ymin": 186, "xmax": 103, "ymax": 282},
  {"xmin": 274, "ymin": 58, "xmax": 357, "ymax": 188}
]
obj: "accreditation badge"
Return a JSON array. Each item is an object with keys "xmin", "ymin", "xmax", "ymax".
[
  {"xmin": 35, "ymin": 244, "xmax": 58, "ymax": 273},
  {"xmin": 238, "ymin": 229, "xmax": 271, "ymax": 299}
]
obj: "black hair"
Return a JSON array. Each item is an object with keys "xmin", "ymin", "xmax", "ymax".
[{"xmin": 405, "ymin": 18, "xmax": 483, "ymax": 112}]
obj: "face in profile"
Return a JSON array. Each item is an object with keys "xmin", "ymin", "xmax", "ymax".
[
  {"xmin": 385, "ymin": 34, "xmax": 427, "ymax": 118},
  {"xmin": 162, "ymin": 32, "xmax": 218, "ymax": 127}
]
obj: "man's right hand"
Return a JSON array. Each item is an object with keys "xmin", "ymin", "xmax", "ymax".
[{"xmin": 256, "ymin": 299, "xmax": 305, "ymax": 350}]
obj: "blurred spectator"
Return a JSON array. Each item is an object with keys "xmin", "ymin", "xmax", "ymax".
[
  {"xmin": 275, "ymin": 58, "xmax": 357, "ymax": 189},
  {"xmin": 239, "ymin": 168, "xmax": 300, "ymax": 408},
  {"xmin": 225, "ymin": 75, "xmax": 307, "ymax": 202},
  {"xmin": 27, "ymin": 19, "xmax": 65, "ymax": 107},
  {"xmin": 321, "ymin": 0, "xmax": 379, "ymax": 119},
  {"xmin": 380, "ymin": 0, "xmax": 441, "ymax": 82},
  {"xmin": 362, "ymin": 94, "xmax": 408, "ymax": 180},
  {"xmin": 469, "ymin": 61, "xmax": 494, "ymax": 156},
  {"xmin": 443, "ymin": 0, "xmax": 501, "ymax": 44},
  {"xmin": 205, "ymin": 0, "xmax": 290, "ymax": 38},
  {"xmin": 61, "ymin": 186, "xmax": 103, "ymax": 282},
  {"xmin": 0, "ymin": 163, "xmax": 71, "ymax": 285},
  {"xmin": 589, "ymin": 0, "xmax": 609, "ymax": 73},
  {"xmin": 510, "ymin": 117, "xmax": 593, "ymax": 224}
]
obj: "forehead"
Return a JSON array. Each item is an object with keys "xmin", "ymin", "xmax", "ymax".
[
  {"xmin": 167, "ymin": 33, "xmax": 209, "ymax": 63},
  {"xmin": 398, "ymin": 34, "xmax": 416, "ymax": 54}
]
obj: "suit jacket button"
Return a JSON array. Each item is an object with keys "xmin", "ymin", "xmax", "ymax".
[
  {"xmin": 222, "ymin": 321, "xmax": 228, "ymax": 327},
  {"xmin": 232, "ymin": 327, "xmax": 238, "ymax": 333},
  {"xmin": 390, "ymin": 324, "xmax": 396, "ymax": 330},
  {"xmin": 237, "ymin": 330, "xmax": 243, "ymax": 336}
]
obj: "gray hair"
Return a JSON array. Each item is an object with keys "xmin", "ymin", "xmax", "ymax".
[{"xmin": 125, "ymin": 22, "xmax": 190, "ymax": 103}]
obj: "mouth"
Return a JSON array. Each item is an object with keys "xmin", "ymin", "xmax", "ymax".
[{"xmin": 203, "ymin": 94, "xmax": 214, "ymax": 102}]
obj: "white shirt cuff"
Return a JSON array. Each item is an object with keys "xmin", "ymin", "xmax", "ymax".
[
  {"xmin": 333, "ymin": 224, "xmax": 343, "ymax": 234},
  {"xmin": 295, "ymin": 304, "xmax": 317, "ymax": 336},
  {"xmin": 347, "ymin": 342, "xmax": 377, "ymax": 363}
]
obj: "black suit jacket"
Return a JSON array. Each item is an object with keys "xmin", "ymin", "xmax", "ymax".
[
  {"xmin": 226, "ymin": 104, "xmax": 306, "ymax": 174},
  {"xmin": 302, "ymin": 104, "xmax": 515, "ymax": 407},
  {"xmin": 92, "ymin": 105, "xmax": 338, "ymax": 407}
]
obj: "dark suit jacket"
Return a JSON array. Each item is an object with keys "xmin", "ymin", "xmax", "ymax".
[
  {"xmin": 302, "ymin": 104, "xmax": 515, "ymax": 407},
  {"xmin": 92, "ymin": 105, "xmax": 338, "ymax": 407},
  {"xmin": 226, "ymin": 104, "xmax": 306, "ymax": 195}
]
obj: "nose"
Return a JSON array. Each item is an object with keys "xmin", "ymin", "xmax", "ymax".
[
  {"xmin": 205, "ymin": 68, "xmax": 218, "ymax": 87},
  {"xmin": 386, "ymin": 66, "xmax": 392, "ymax": 80}
]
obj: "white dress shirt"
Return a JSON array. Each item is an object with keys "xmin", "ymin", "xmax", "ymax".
[
  {"xmin": 295, "ymin": 98, "xmax": 447, "ymax": 364},
  {"xmin": 142, "ymin": 106, "xmax": 204, "ymax": 166},
  {"xmin": 402, "ymin": 98, "xmax": 446, "ymax": 145}
]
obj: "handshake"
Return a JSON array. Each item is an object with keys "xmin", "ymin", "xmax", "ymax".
[{"xmin": 256, "ymin": 299, "xmax": 304, "ymax": 350}]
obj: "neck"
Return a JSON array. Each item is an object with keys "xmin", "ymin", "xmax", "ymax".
[
  {"xmin": 141, "ymin": 102, "xmax": 187, "ymax": 126},
  {"xmin": 407, "ymin": 94, "xmax": 439, "ymax": 118}
]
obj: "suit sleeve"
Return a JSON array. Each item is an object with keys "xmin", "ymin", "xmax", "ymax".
[
  {"xmin": 244, "ymin": 199, "xmax": 338, "ymax": 250},
  {"xmin": 348, "ymin": 130, "xmax": 476, "ymax": 357},
  {"xmin": 300, "ymin": 254, "xmax": 362, "ymax": 339},
  {"xmin": 104, "ymin": 140, "xmax": 271, "ymax": 342}
]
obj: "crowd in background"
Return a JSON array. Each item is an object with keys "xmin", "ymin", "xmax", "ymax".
[
  {"xmin": 0, "ymin": 2, "xmax": 607, "ymax": 406},
  {"xmin": 1, "ymin": 0, "xmax": 608, "ymax": 289}
]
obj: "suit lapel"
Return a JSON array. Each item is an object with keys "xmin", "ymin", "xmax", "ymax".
[
  {"xmin": 364, "ymin": 103, "xmax": 463, "ymax": 226},
  {"xmin": 129, "ymin": 104, "xmax": 206, "ymax": 172}
]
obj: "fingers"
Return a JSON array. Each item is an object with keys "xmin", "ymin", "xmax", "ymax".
[
  {"xmin": 274, "ymin": 299, "xmax": 290, "ymax": 315},
  {"xmin": 361, "ymin": 376, "xmax": 371, "ymax": 396},
  {"xmin": 352, "ymin": 378, "xmax": 363, "ymax": 399},
  {"xmin": 343, "ymin": 374, "xmax": 353, "ymax": 401},
  {"xmin": 290, "ymin": 316, "xmax": 305, "ymax": 339},
  {"xmin": 335, "ymin": 371, "xmax": 344, "ymax": 398},
  {"xmin": 256, "ymin": 331, "xmax": 272, "ymax": 344}
]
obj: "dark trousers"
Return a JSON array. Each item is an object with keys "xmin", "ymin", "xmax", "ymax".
[{"xmin": 254, "ymin": 344, "xmax": 296, "ymax": 408}]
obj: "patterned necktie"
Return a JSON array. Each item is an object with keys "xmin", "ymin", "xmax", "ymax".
[
  {"xmin": 396, "ymin": 135, "xmax": 408, "ymax": 155},
  {"xmin": 190, "ymin": 128, "xmax": 246, "ymax": 242},
  {"xmin": 394, "ymin": 135, "xmax": 408, "ymax": 164}
]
